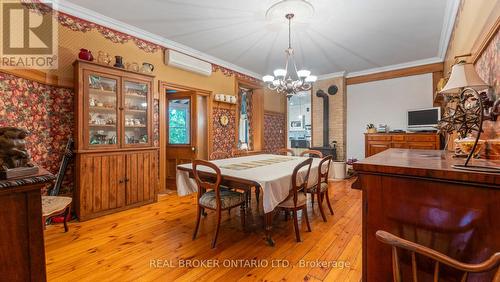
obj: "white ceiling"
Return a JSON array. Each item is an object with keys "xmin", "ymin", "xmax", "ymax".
[{"xmin": 61, "ymin": 0, "xmax": 459, "ymax": 79}]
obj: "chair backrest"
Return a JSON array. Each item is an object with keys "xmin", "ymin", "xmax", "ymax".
[
  {"xmin": 300, "ymin": 150, "xmax": 323, "ymax": 158},
  {"xmin": 375, "ymin": 230, "xmax": 500, "ymax": 282},
  {"xmin": 209, "ymin": 151, "xmax": 230, "ymax": 160},
  {"xmin": 286, "ymin": 158, "xmax": 313, "ymax": 207},
  {"xmin": 192, "ymin": 160, "xmax": 223, "ymax": 206},
  {"xmin": 317, "ymin": 155, "xmax": 333, "ymax": 186},
  {"xmin": 277, "ymin": 148, "xmax": 295, "ymax": 156}
]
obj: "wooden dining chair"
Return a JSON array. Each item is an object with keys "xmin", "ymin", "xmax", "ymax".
[
  {"xmin": 376, "ymin": 230, "xmax": 500, "ymax": 282},
  {"xmin": 306, "ymin": 155, "xmax": 333, "ymax": 222},
  {"xmin": 277, "ymin": 158, "xmax": 313, "ymax": 242},
  {"xmin": 209, "ymin": 150, "xmax": 230, "ymax": 160},
  {"xmin": 300, "ymin": 150, "xmax": 323, "ymax": 158},
  {"xmin": 192, "ymin": 160, "xmax": 246, "ymax": 248},
  {"xmin": 277, "ymin": 148, "xmax": 295, "ymax": 156}
]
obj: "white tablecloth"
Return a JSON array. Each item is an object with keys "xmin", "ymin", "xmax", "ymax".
[{"xmin": 176, "ymin": 154, "xmax": 324, "ymax": 213}]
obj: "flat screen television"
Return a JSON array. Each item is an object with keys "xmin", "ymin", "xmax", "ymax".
[{"xmin": 407, "ymin": 107, "xmax": 441, "ymax": 131}]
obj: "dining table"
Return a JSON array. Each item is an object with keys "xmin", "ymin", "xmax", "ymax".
[{"xmin": 176, "ymin": 154, "xmax": 326, "ymax": 246}]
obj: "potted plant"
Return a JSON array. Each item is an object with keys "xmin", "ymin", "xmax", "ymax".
[{"xmin": 366, "ymin": 123, "xmax": 376, "ymax": 133}]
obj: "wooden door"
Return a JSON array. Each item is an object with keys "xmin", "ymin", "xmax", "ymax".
[
  {"xmin": 77, "ymin": 153, "xmax": 126, "ymax": 220},
  {"xmin": 165, "ymin": 91, "xmax": 199, "ymax": 189},
  {"xmin": 125, "ymin": 150, "xmax": 158, "ymax": 205}
]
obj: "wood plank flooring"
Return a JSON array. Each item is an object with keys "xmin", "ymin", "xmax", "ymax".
[{"xmin": 44, "ymin": 178, "xmax": 362, "ymax": 281}]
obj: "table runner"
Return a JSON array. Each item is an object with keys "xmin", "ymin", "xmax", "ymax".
[{"xmin": 176, "ymin": 154, "xmax": 324, "ymax": 213}]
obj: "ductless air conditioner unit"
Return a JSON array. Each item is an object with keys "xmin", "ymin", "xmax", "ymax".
[{"xmin": 165, "ymin": 49, "xmax": 212, "ymax": 76}]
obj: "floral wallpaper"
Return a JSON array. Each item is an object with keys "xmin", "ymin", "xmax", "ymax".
[
  {"xmin": 0, "ymin": 72, "xmax": 162, "ymax": 194},
  {"xmin": 475, "ymin": 30, "xmax": 499, "ymax": 99},
  {"xmin": 475, "ymin": 29, "xmax": 500, "ymax": 140},
  {"xmin": 0, "ymin": 72, "xmax": 74, "ymax": 194},
  {"xmin": 264, "ymin": 112, "xmax": 286, "ymax": 153},
  {"xmin": 153, "ymin": 98, "xmax": 160, "ymax": 147},
  {"xmin": 212, "ymin": 108, "xmax": 236, "ymax": 155}
]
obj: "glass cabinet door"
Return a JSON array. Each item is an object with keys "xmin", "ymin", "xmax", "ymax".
[
  {"xmin": 123, "ymin": 80, "xmax": 150, "ymax": 146},
  {"xmin": 86, "ymin": 73, "xmax": 119, "ymax": 148}
]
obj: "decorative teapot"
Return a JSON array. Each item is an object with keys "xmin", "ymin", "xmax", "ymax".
[
  {"xmin": 126, "ymin": 62, "xmax": 140, "ymax": 72},
  {"xmin": 78, "ymin": 49, "xmax": 93, "ymax": 61},
  {"xmin": 97, "ymin": 51, "xmax": 112, "ymax": 65},
  {"xmin": 142, "ymin": 62, "xmax": 154, "ymax": 73}
]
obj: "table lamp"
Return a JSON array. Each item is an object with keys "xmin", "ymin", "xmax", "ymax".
[{"xmin": 438, "ymin": 62, "xmax": 499, "ymax": 173}]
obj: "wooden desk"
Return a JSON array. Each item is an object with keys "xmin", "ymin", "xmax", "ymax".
[
  {"xmin": 0, "ymin": 168, "xmax": 55, "ymax": 282},
  {"xmin": 353, "ymin": 149, "xmax": 499, "ymax": 281}
]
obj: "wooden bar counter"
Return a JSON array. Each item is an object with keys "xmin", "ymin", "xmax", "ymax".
[{"xmin": 353, "ymin": 149, "xmax": 500, "ymax": 281}]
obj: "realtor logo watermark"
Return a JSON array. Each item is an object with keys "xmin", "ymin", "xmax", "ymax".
[{"xmin": 0, "ymin": 0, "xmax": 58, "ymax": 69}]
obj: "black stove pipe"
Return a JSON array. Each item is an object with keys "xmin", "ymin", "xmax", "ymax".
[{"xmin": 316, "ymin": 89, "xmax": 330, "ymax": 147}]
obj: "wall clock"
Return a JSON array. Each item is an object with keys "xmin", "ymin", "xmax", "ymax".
[{"xmin": 219, "ymin": 115, "xmax": 229, "ymax": 126}]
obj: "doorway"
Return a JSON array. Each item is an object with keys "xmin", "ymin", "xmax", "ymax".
[
  {"xmin": 287, "ymin": 91, "xmax": 312, "ymax": 155},
  {"xmin": 159, "ymin": 82, "xmax": 210, "ymax": 192}
]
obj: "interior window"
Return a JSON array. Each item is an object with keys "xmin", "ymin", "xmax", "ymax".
[
  {"xmin": 168, "ymin": 99, "xmax": 191, "ymax": 145},
  {"xmin": 238, "ymin": 88, "xmax": 250, "ymax": 148},
  {"xmin": 287, "ymin": 91, "xmax": 311, "ymax": 150}
]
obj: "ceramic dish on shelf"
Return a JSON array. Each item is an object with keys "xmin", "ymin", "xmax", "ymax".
[{"xmin": 455, "ymin": 137, "xmax": 485, "ymax": 157}]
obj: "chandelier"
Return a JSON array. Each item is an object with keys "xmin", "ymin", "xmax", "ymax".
[{"xmin": 263, "ymin": 13, "xmax": 317, "ymax": 97}]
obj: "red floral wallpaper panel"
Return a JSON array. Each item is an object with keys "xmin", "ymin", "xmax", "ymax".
[
  {"xmin": 264, "ymin": 112, "xmax": 286, "ymax": 153},
  {"xmin": 0, "ymin": 72, "xmax": 74, "ymax": 194},
  {"xmin": 212, "ymin": 108, "xmax": 236, "ymax": 155},
  {"xmin": 475, "ymin": 29, "xmax": 499, "ymax": 99},
  {"xmin": 475, "ymin": 29, "xmax": 500, "ymax": 139}
]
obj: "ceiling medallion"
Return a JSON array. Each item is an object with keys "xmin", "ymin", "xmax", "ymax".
[
  {"xmin": 265, "ymin": 0, "xmax": 315, "ymax": 21},
  {"xmin": 263, "ymin": 11, "xmax": 317, "ymax": 98}
]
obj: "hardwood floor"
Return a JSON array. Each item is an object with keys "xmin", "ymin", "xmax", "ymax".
[{"xmin": 44, "ymin": 178, "xmax": 362, "ymax": 281}]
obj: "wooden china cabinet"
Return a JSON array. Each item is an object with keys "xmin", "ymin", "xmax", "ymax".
[{"xmin": 74, "ymin": 60, "xmax": 158, "ymax": 221}]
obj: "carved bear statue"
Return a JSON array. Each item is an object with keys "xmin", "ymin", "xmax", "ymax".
[{"xmin": 0, "ymin": 127, "xmax": 33, "ymax": 171}]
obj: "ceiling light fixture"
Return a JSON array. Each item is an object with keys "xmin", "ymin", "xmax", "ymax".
[{"xmin": 263, "ymin": 12, "xmax": 317, "ymax": 97}]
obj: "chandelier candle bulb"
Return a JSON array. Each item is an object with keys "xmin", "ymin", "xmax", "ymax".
[
  {"xmin": 274, "ymin": 69, "xmax": 287, "ymax": 78},
  {"xmin": 297, "ymin": 70, "xmax": 311, "ymax": 78},
  {"xmin": 263, "ymin": 75, "xmax": 274, "ymax": 82},
  {"xmin": 305, "ymin": 75, "xmax": 317, "ymax": 82}
]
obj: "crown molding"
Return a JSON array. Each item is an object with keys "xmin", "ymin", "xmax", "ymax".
[
  {"xmin": 56, "ymin": 0, "xmax": 262, "ymax": 80},
  {"xmin": 317, "ymin": 71, "xmax": 346, "ymax": 80},
  {"xmin": 345, "ymin": 57, "xmax": 443, "ymax": 78},
  {"xmin": 437, "ymin": 0, "xmax": 461, "ymax": 59}
]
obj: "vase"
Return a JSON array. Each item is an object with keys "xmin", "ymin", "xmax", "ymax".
[
  {"xmin": 78, "ymin": 49, "xmax": 93, "ymax": 61},
  {"xmin": 367, "ymin": 128, "xmax": 377, "ymax": 134},
  {"xmin": 114, "ymin": 56, "xmax": 124, "ymax": 68},
  {"xmin": 142, "ymin": 62, "xmax": 154, "ymax": 73}
]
